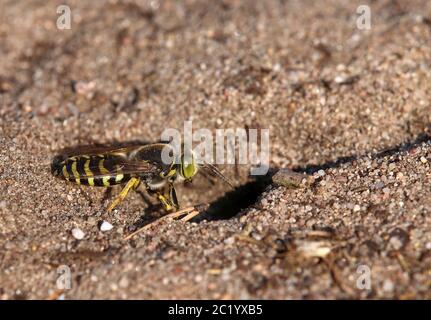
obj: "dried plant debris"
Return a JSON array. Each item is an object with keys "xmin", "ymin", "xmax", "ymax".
[
  {"xmin": 271, "ymin": 168, "xmax": 314, "ymax": 188},
  {"xmin": 235, "ymin": 224, "xmax": 338, "ymax": 260}
]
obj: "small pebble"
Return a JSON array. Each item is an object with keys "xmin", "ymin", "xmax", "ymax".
[
  {"xmin": 317, "ymin": 169, "xmax": 326, "ymax": 177},
  {"xmin": 100, "ymin": 221, "xmax": 113, "ymax": 232},
  {"xmin": 420, "ymin": 156, "xmax": 428, "ymax": 164},
  {"xmin": 389, "ymin": 236, "xmax": 403, "ymax": 250},
  {"xmin": 71, "ymin": 227, "xmax": 85, "ymax": 240},
  {"xmin": 383, "ymin": 279, "xmax": 394, "ymax": 292},
  {"xmin": 388, "ymin": 228, "xmax": 409, "ymax": 250},
  {"xmin": 119, "ymin": 277, "xmax": 129, "ymax": 288},
  {"xmin": 74, "ymin": 80, "xmax": 96, "ymax": 97},
  {"xmin": 224, "ymin": 237, "xmax": 235, "ymax": 245},
  {"xmin": 374, "ymin": 181, "xmax": 385, "ymax": 189},
  {"xmin": 87, "ymin": 217, "xmax": 97, "ymax": 225}
]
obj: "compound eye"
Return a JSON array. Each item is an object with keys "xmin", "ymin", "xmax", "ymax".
[
  {"xmin": 182, "ymin": 163, "xmax": 195, "ymax": 179},
  {"xmin": 181, "ymin": 155, "xmax": 196, "ymax": 179}
]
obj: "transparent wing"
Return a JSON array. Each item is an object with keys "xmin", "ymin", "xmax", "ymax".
[{"xmin": 60, "ymin": 156, "xmax": 161, "ymax": 180}]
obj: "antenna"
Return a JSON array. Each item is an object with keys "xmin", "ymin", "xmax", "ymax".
[{"xmin": 202, "ymin": 162, "xmax": 234, "ymax": 189}]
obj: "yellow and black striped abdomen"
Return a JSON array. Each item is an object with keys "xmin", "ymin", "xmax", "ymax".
[{"xmin": 51, "ymin": 154, "xmax": 130, "ymax": 187}]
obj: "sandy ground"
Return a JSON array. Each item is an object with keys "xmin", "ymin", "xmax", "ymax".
[{"xmin": 0, "ymin": 0, "xmax": 430, "ymax": 299}]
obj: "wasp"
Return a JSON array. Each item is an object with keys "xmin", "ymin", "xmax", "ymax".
[{"xmin": 51, "ymin": 143, "xmax": 232, "ymax": 222}]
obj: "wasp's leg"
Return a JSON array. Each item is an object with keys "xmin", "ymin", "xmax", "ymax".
[
  {"xmin": 146, "ymin": 182, "xmax": 179, "ymax": 211},
  {"xmin": 168, "ymin": 183, "xmax": 179, "ymax": 210},
  {"xmin": 154, "ymin": 183, "xmax": 179, "ymax": 212},
  {"xmin": 156, "ymin": 193, "xmax": 173, "ymax": 211},
  {"xmin": 107, "ymin": 177, "xmax": 140, "ymax": 212}
]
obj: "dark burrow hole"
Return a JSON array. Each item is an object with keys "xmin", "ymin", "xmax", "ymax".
[
  {"xmin": 129, "ymin": 174, "xmax": 273, "ymax": 230},
  {"xmin": 127, "ymin": 174, "xmax": 273, "ymax": 231},
  {"xmin": 203, "ymin": 174, "xmax": 274, "ymax": 221}
]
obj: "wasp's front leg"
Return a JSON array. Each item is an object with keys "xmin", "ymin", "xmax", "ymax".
[
  {"xmin": 107, "ymin": 177, "xmax": 140, "ymax": 212},
  {"xmin": 156, "ymin": 183, "xmax": 207, "ymax": 221},
  {"xmin": 154, "ymin": 183, "xmax": 179, "ymax": 212}
]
